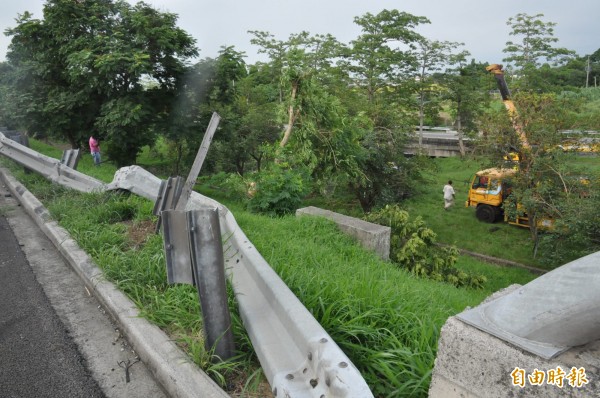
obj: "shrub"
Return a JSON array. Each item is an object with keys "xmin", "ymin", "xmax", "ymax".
[
  {"xmin": 246, "ymin": 165, "xmax": 308, "ymax": 216},
  {"xmin": 366, "ymin": 204, "xmax": 486, "ymax": 288}
]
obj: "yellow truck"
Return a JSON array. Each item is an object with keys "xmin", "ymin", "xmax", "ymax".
[
  {"xmin": 465, "ymin": 64, "xmax": 554, "ymax": 229},
  {"xmin": 466, "ymin": 167, "xmax": 556, "ymax": 229},
  {"xmin": 466, "ymin": 167, "xmax": 514, "ymax": 223}
]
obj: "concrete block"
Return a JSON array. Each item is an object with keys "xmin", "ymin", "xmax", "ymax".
[
  {"xmin": 296, "ymin": 206, "xmax": 390, "ymax": 260},
  {"xmin": 429, "ymin": 286, "xmax": 600, "ymax": 398}
]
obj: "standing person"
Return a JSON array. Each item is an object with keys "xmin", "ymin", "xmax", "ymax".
[
  {"xmin": 443, "ymin": 180, "xmax": 456, "ymax": 210},
  {"xmin": 89, "ymin": 135, "xmax": 101, "ymax": 166}
]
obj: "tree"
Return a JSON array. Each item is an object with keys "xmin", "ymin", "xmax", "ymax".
[
  {"xmin": 413, "ymin": 38, "xmax": 468, "ymax": 147},
  {"xmin": 587, "ymin": 48, "xmax": 600, "ymax": 87},
  {"xmin": 249, "ymin": 30, "xmax": 345, "ymax": 153},
  {"xmin": 233, "ymin": 64, "xmax": 281, "ymax": 172},
  {"xmin": 341, "ymin": 10, "xmax": 434, "ymax": 211},
  {"xmin": 442, "ymin": 59, "xmax": 490, "ymax": 156},
  {"xmin": 477, "ymin": 89, "xmax": 598, "ymax": 258},
  {"xmin": 0, "ymin": 62, "xmax": 20, "ymax": 130},
  {"xmin": 502, "ymin": 13, "xmax": 575, "ymax": 90},
  {"xmin": 347, "ymin": 10, "xmax": 429, "ymax": 104},
  {"xmin": 202, "ymin": 46, "xmax": 253, "ymax": 175},
  {"xmin": 5, "ymin": 0, "xmax": 197, "ymax": 167}
]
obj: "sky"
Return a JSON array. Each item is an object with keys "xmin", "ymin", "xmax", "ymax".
[{"xmin": 1, "ymin": 0, "xmax": 598, "ymax": 65}]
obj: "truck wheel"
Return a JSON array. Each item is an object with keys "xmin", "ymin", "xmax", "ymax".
[{"xmin": 476, "ymin": 204, "xmax": 498, "ymax": 223}]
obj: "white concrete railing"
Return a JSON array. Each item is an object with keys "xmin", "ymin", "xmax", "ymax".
[{"xmin": 0, "ymin": 133, "xmax": 373, "ymax": 397}]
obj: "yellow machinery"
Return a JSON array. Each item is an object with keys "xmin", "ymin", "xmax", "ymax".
[
  {"xmin": 465, "ymin": 64, "xmax": 533, "ymax": 227},
  {"xmin": 466, "ymin": 167, "xmax": 554, "ymax": 228},
  {"xmin": 466, "ymin": 64, "xmax": 562, "ymax": 229},
  {"xmin": 467, "ymin": 63, "xmax": 592, "ymax": 229},
  {"xmin": 466, "ymin": 167, "xmax": 515, "ymax": 223},
  {"xmin": 485, "ymin": 64, "xmax": 531, "ymax": 153}
]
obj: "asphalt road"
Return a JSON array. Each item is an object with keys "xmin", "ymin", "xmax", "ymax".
[{"xmin": 0, "ymin": 183, "xmax": 167, "ymax": 398}]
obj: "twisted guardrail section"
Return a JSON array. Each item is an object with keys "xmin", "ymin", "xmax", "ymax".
[{"xmin": 0, "ymin": 132, "xmax": 373, "ymax": 397}]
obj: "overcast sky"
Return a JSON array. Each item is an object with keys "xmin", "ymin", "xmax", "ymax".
[{"xmin": 1, "ymin": 0, "xmax": 598, "ymax": 65}]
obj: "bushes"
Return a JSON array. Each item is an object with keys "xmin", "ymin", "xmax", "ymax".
[
  {"xmin": 246, "ymin": 165, "xmax": 308, "ymax": 216},
  {"xmin": 366, "ymin": 204, "xmax": 487, "ymax": 288},
  {"xmin": 201, "ymin": 165, "xmax": 309, "ymax": 217}
]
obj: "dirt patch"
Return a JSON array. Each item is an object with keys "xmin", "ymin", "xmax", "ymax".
[{"xmin": 123, "ymin": 219, "xmax": 156, "ymax": 249}]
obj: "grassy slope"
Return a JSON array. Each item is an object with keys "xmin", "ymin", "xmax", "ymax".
[{"xmin": 401, "ymin": 156, "xmax": 544, "ymax": 267}]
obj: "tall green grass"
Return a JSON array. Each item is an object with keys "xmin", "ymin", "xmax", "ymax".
[
  {"xmin": 401, "ymin": 156, "xmax": 543, "ymax": 268},
  {"xmin": 232, "ymin": 212, "xmax": 535, "ymax": 396}
]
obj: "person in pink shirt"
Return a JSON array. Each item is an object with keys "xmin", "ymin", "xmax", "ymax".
[{"xmin": 89, "ymin": 135, "xmax": 101, "ymax": 166}]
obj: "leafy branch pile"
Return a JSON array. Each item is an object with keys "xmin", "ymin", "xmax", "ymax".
[{"xmin": 366, "ymin": 205, "xmax": 487, "ymax": 288}]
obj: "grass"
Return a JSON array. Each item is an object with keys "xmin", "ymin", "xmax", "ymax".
[
  {"xmin": 397, "ymin": 156, "xmax": 541, "ymax": 267},
  {"xmin": 0, "ymin": 139, "xmax": 542, "ymax": 397},
  {"xmin": 398, "ymin": 155, "xmax": 600, "ymax": 270},
  {"xmin": 232, "ymin": 211, "xmax": 533, "ymax": 396}
]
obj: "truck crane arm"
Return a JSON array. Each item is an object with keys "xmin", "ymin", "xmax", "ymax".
[{"xmin": 486, "ymin": 63, "xmax": 531, "ymax": 151}]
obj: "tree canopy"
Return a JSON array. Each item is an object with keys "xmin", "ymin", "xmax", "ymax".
[{"xmin": 4, "ymin": 0, "xmax": 197, "ymax": 166}]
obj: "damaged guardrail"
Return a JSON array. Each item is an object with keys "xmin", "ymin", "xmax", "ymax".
[
  {"xmin": 0, "ymin": 136, "xmax": 374, "ymax": 397},
  {"xmin": 110, "ymin": 166, "xmax": 374, "ymax": 397},
  {"xmin": 0, "ymin": 132, "xmax": 103, "ymax": 192}
]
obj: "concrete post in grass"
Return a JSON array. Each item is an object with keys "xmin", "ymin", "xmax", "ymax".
[{"xmin": 187, "ymin": 208, "xmax": 235, "ymax": 361}]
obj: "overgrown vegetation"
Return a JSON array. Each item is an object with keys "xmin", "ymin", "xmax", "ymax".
[{"xmin": 366, "ymin": 205, "xmax": 487, "ymax": 288}]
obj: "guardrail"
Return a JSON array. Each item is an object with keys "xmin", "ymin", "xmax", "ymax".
[
  {"xmin": 0, "ymin": 132, "xmax": 104, "ymax": 192},
  {"xmin": 0, "ymin": 136, "xmax": 374, "ymax": 397}
]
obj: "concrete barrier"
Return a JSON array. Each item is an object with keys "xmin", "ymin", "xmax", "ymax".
[
  {"xmin": 296, "ymin": 206, "xmax": 390, "ymax": 261},
  {"xmin": 430, "ymin": 283, "xmax": 600, "ymax": 397}
]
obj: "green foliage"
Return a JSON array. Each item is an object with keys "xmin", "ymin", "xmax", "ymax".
[
  {"xmin": 235, "ymin": 211, "xmax": 500, "ymax": 397},
  {"xmin": 349, "ymin": 130, "xmax": 433, "ymax": 212},
  {"xmin": 97, "ymin": 97, "xmax": 155, "ymax": 167},
  {"xmin": 502, "ymin": 13, "xmax": 575, "ymax": 91},
  {"xmin": 535, "ymin": 166, "xmax": 600, "ymax": 265},
  {"xmin": 246, "ymin": 164, "xmax": 309, "ymax": 216},
  {"xmin": 5, "ymin": 0, "xmax": 197, "ymax": 160},
  {"xmin": 441, "ymin": 59, "xmax": 491, "ymax": 138},
  {"xmin": 4, "ymin": 143, "xmax": 541, "ymax": 397},
  {"xmin": 366, "ymin": 204, "xmax": 487, "ymax": 288},
  {"xmin": 198, "ymin": 172, "xmax": 251, "ymax": 201},
  {"xmin": 560, "ymin": 87, "xmax": 600, "ymax": 129},
  {"xmin": 481, "ymin": 90, "xmax": 597, "ymax": 257}
]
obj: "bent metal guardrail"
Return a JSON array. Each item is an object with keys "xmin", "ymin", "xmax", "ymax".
[
  {"xmin": 0, "ymin": 132, "xmax": 374, "ymax": 397},
  {"xmin": 0, "ymin": 133, "xmax": 103, "ymax": 192}
]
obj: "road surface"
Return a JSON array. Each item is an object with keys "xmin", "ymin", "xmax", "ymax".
[{"xmin": 0, "ymin": 181, "xmax": 167, "ymax": 398}]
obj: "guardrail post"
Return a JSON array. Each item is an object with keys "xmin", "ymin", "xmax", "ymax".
[
  {"xmin": 161, "ymin": 210, "xmax": 194, "ymax": 285},
  {"xmin": 60, "ymin": 149, "xmax": 81, "ymax": 170},
  {"xmin": 175, "ymin": 112, "xmax": 220, "ymax": 211},
  {"xmin": 187, "ymin": 208, "xmax": 235, "ymax": 361}
]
